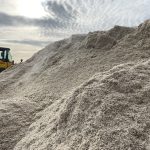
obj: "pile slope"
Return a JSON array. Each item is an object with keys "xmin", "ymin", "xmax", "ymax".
[
  {"xmin": 15, "ymin": 60, "xmax": 150, "ymax": 150},
  {"xmin": 0, "ymin": 20, "xmax": 150, "ymax": 150}
]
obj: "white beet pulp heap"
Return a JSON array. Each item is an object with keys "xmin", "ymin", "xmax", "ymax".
[{"xmin": 0, "ymin": 20, "xmax": 150, "ymax": 150}]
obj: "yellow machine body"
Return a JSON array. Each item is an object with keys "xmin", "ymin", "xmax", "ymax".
[
  {"xmin": 0, "ymin": 60, "xmax": 12, "ymax": 69},
  {"xmin": 0, "ymin": 47, "xmax": 13, "ymax": 72}
]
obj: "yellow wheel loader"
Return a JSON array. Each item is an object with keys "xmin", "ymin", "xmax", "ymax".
[{"xmin": 0, "ymin": 47, "xmax": 14, "ymax": 72}]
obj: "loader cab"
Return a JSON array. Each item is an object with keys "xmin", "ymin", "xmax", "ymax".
[
  {"xmin": 0, "ymin": 47, "xmax": 12, "ymax": 62},
  {"xmin": 0, "ymin": 47, "xmax": 13, "ymax": 72}
]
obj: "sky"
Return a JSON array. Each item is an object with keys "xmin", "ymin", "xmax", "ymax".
[{"xmin": 0, "ymin": 0, "xmax": 150, "ymax": 62}]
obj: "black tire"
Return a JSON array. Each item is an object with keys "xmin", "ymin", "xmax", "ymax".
[{"xmin": 0, "ymin": 68, "xmax": 5, "ymax": 72}]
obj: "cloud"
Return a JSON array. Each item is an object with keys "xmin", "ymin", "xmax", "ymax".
[
  {"xmin": 42, "ymin": 0, "xmax": 150, "ymax": 33},
  {"xmin": 0, "ymin": 0, "xmax": 150, "ymax": 36},
  {"xmin": 0, "ymin": 12, "xmax": 65, "ymax": 29},
  {"xmin": 43, "ymin": 1, "xmax": 77, "ymax": 20},
  {"xmin": 0, "ymin": 1, "xmax": 78, "ymax": 31},
  {"xmin": 3, "ymin": 39, "xmax": 50, "ymax": 46},
  {"xmin": 0, "ymin": 12, "xmax": 30, "ymax": 26},
  {"xmin": 1, "ymin": 0, "xmax": 149, "ymax": 33}
]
